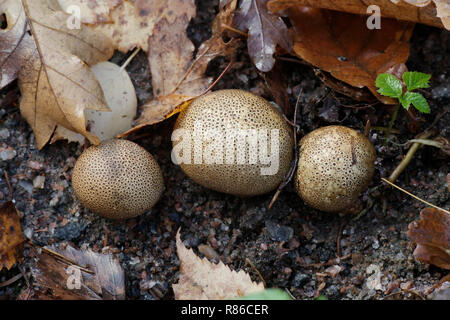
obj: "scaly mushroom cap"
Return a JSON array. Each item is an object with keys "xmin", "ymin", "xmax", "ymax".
[
  {"xmin": 72, "ymin": 139, "xmax": 164, "ymax": 219},
  {"xmin": 173, "ymin": 89, "xmax": 294, "ymax": 196},
  {"xmin": 294, "ymin": 126, "xmax": 376, "ymax": 212}
]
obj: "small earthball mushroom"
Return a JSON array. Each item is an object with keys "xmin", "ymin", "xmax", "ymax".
[
  {"xmin": 173, "ymin": 89, "xmax": 294, "ymax": 196},
  {"xmin": 72, "ymin": 139, "xmax": 164, "ymax": 219},
  {"xmin": 294, "ymin": 126, "xmax": 376, "ymax": 212}
]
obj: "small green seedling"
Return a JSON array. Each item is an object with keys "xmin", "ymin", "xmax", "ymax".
[{"xmin": 375, "ymin": 71, "xmax": 431, "ymax": 113}]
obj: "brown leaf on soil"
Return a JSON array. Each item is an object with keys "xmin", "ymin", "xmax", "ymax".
[
  {"xmin": 267, "ymin": 0, "xmax": 448, "ymax": 29},
  {"xmin": 407, "ymin": 208, "xmax": 450, "ymax": 270},
  {"xmin": 285, "ymin": 7, "xmax": 414, "ymax": 104},
  {"xmin": 0, "ymin": 201, "xmax": 24, "ymax": 271},
  {"xmin": 122, "ymin": 1, "xmax": 238, "ymax": 135},
  {"xmin": 0, "ymin": 0, "xmax": 114, "ymax": 149},
  {"xmin": 173, "ymin": 230, "xmax": 265, "ymax": 300},
  {"xmin": 234, "ymin": 0, "xmax": 292, "ymax": 72},
  {"xmin": 88, "ymin": 0, "xmax": 196, "ymax": 52},
  {"xmin": 29, "ymin": 244, "xmax": 125, "ymax": 300}
]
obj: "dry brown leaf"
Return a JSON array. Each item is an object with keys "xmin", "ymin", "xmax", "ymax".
[
  {"xmin": 57, "ymin": 0, "xmax": 122, "ymax": 24},
  {"xmin": 407, "ymin": 208, "xmax": 450, "ymax": 270},
  {"xmin": 173, "ymin": 230, "xmax": 264, "ymax": 300},
  {"xmin": 0, "ymin": 201, "xmax": 24, "ymax": 271},
  {"xmin": 88, "ymin": 0, "xmax": 196, "ymax": 52},
  {"xmin": 30, "ymin": 244, "xmax": 125, "ymax": 300},
  {"xmin": 286, "ymin": 7, "xmax": 414, "ymax": 104},
  {"xmin": 122, "ymin": 1, "xmax": 238, "ymax": 134},
  {"xmin": 0, "ymin": 0, "xmax": 114, "ymax": 149},
  {"xmin": 267, "ymin": 0, "xmax": 448, "ymax": 29},
  {"xmin": 234, "ymin": 0, "xmax": 292, "ymax": 72}
]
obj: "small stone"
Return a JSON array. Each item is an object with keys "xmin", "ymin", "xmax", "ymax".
[
  {"xmin": 33, "ymin": 176, "xmax": 46, "ymax": 189},
  {"xmin": 0, "ymin": 147, "xmax": 16, "ymax": 160},
  {"xmin": 293, "ymin": 273, "xmax": 310, "ymax": 287},
  {"xmin": 265, "ymin": 220, "xmax": 294, "ymax": 242},
  {"xmin": 0, "ymin": 129, "xmax": 10, "ymax": 139},
  {"xmin": 19, "ymin": 180, "xmax": 33, "ymax": 195}
]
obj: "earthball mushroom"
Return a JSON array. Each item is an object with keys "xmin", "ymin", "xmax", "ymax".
[
  {"xmin": 294, "ymin": 125, "xmax": 376, "ymax": 212},
  {"xmin": 172, "ymin": 89, "xmax": 294, "ymax": 196},
  {"xmin": 72, "ymin": 139, "xmax": 164, "ymax": 219}
]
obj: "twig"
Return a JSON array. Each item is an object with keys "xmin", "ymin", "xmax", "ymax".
[
  {"xmin": 409, "ymin": 139, "xmax": 443, "ymax": 149},
  {"xmin": 336, "ymin": 219, "xmax": 346, "ymax": 258},
  {"xmin": 201, "ymin": 59, "xmax": 235, "ymax": 96},
  {"xmin": 4, "ymin": 172, "xmax": 13, "ymax": 200},
  {"xmin": 364, "ymin": 119, "xmax": 371, "ymax": 138},
  {"xmin": 245, "ymin": 258, "xmax": 266, "ymax": 288},
  {"xmin": 268, "ymin": 89, "xmax": 301, "ymax": 210},
  {"xmin": 388, "ymin": 131, "xmax": 434, "ymax": 183},
  {"xmin": 0, "ymin": 273, "xmax": 23, "ymax": 288},
  {"xmin": 221, "ymin": 24, "xmax": 248, "ymax": 37},
  {"xmin": 381, "ymin": 178, "xmax": 450, "ymax": 214}
]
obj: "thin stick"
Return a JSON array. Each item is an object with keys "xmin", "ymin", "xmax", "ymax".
[
  {"xmin": 409, "ymin": 139, "xmax": 443, "ymax": 149},
  {"xmin": 221, "ymin": 24, "xmax": 248, "ymax": 37},
  {"xmin": 39, "ymin": 246, "xmax": 95, "ymax": 275},
  {"xmin": 120, "ymin": 48, "xmax": 140, "ymax": 72},
  {"xmin": 381, "ymin": 178, "xmax": 450, "ymax": 214},
  {"xmin": 201, "ymin": 59, "xmax": 235, "ymax": 95},
  {"xmin": 0, "ymin": 273, "xmax": 23, "ymax": 288},
  {"xmin": 245, "ymin": 258, "xmax": 266, "ymax": 288},
  {"xmin": 4, "ymin": 172, "xmax": 13, "ymax": 200},
  {"xmin": 336, "ymin": 219, "xmax": 345, "ymax": 258},
  {"xmin": 388, "ymin": 131, "xmax": 434, "ymax": 182},
  {"xmin": 268, "ymin": 89, "xmax": 301, "ymax": 210},
  {"xmin": 364, "ymin": 119, "xmax": 371, "ymax": 138},
  {"xmin": 172, "ymin": 42, "xmax": 213, "ymax": 94}
]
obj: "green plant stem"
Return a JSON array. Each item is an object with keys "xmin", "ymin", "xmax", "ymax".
[{"xmin": 384, "ymin": 104, "xmax": 400, "ymax": 144}]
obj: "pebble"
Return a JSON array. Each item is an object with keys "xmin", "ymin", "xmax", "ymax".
[
  {"xmin": 293, "ymin": 273, "xmax": 310, "ymax": 287},
  {"xmin": 0, "ymin": 147, "xmax": 16, "ymax": 160},
  {"xmin": 0, "ymin": 129, "xmax": 10, "ymax": 139},
  {"xmin": 265, "ymin": 220, "xmax": 294, "ymax": 242},
  {"xmin": 33, "ymin": 176, "xmax": 46, "ymax": 189}
]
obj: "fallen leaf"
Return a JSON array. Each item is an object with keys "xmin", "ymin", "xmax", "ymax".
[
  {"xmin": 122, "ymin": 1, "xmax": 238, "ymax": 135},
  {"xmin": 285, "ymin": 6, "xmax": 414, "ymax": 104},
  {"xmin": 267, "ymin": 0, "xmax": 448, "ymax": 29},
  {"xmin": 407, "ymin": 208, "xmax": 450, "ymax": 270},
  {"xmin": 86, "ymin": 0, "xmax": 196, "ymax": 52},
  {"xmin": 0, "ymin": 201, "xmax": 24, "ymax": 271},
  {"xmin": 0, "ymin": 0, "xmax": 114, "ymax": 149},
  {"xmin": 51, "ymin": 61, "xmax": 138, "ymax": 143},
  {"xmin": 57, "ymin": 0, "xmax": 122, "ymax": 24},
  {"xmin": 30, "ymin": 244, "xmax": 125, "ymax": 300},
  {"xmin": 173, "ymin": 230, "xmax": 264, "ymax": 300},
  {"xmin": 234, "ymin": 0, "xmax": 292, "ymax": 72}
]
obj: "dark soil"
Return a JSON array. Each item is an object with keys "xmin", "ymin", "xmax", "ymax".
[{"xmin": 0, "ymin": 0, "xmax": 449, "ymax": 300}]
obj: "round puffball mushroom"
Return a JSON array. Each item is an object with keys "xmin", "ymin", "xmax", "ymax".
[
  {"xmin": 294, "ymin": 125, "xmax": 376, "ymax": 212},
  {"xmin": 72, "ymin": 139, "xmax": 164, "ymax": 219},
  {"xmin": 172, "ymin": 89, "xmax": 294, "ymax": 196}
]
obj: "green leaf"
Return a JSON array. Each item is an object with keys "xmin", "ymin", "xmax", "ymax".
[
  {"xmin": 398, "ymin": 95, "xmax": 412, "ymax": 110},
  {"xmin": 238, "ymin": 288, "xmax": 292, "ymax": 300},
  {"xmin": 402, "ymin": 71, "xmax": 431, "ymax": 92},
  {"xmin": 375, "ymin": 73, "xmax": 403, "ymax": 98},
  {"xmin": 401, "ymin": 92, "xmax": 430, "ymax": 113}
]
